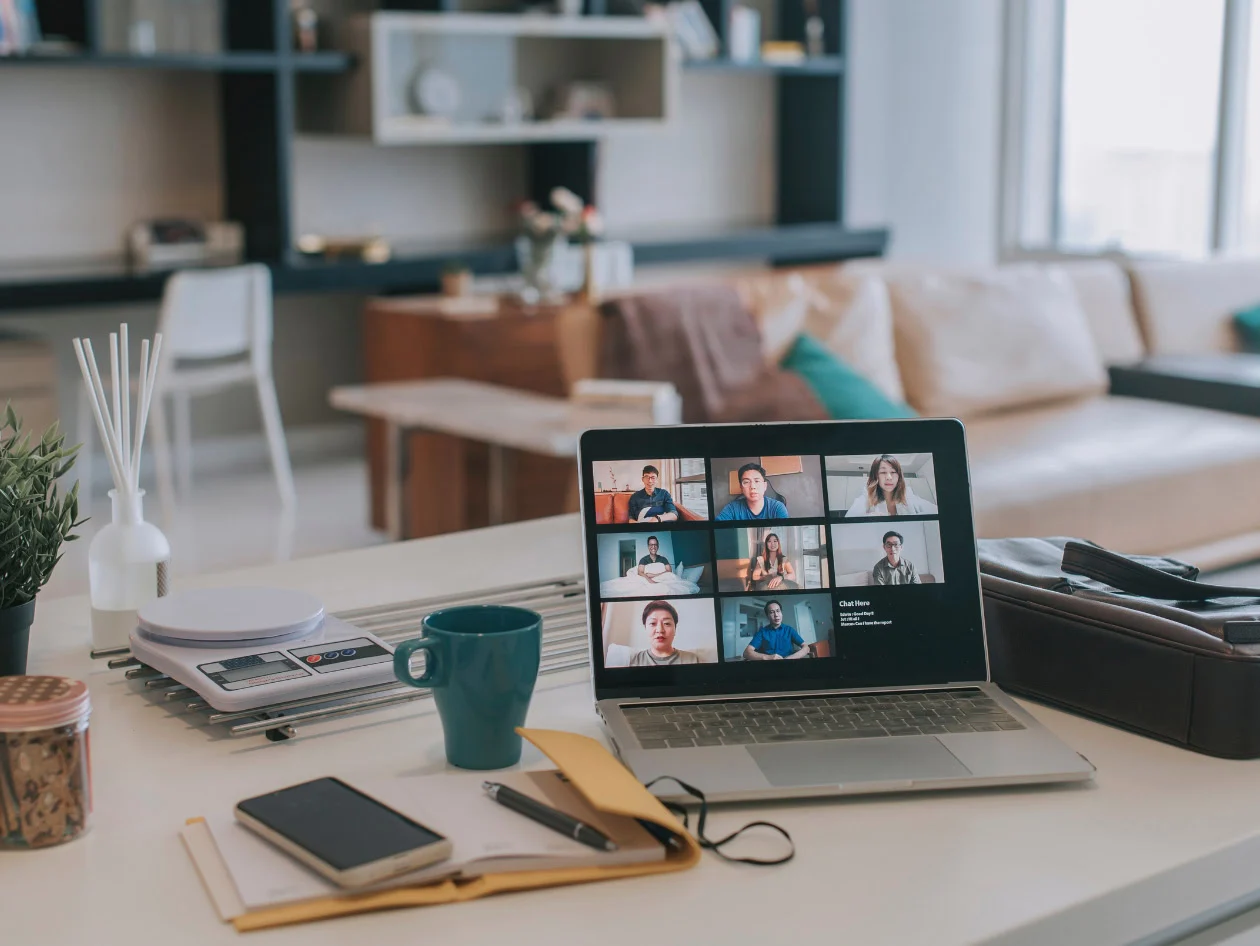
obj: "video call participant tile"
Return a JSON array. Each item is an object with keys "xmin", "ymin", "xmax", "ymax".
[
  {"xmin": 591, "ymin": 458, "xmax": 709, "ymax": 524},
  {"xmin": 713, "ymin": 525, "xmax": 830, "ymax": 592},
  {"xmin": 719, "ymin": 594, "xmax": 836, "ymax": 662},
  {"xmin": 831, "ymin": 520, "xmax": 945, "ymax": 586},
  {"xmin": 600, "ymin": 598, "xmax": 720, "ymax": 668},
  {"xmin": 825, "ymin": 453, "xmax": 939, "ymax": 519},
  {"xmin": 596, "ymin": 530, "xmax": 715, "ymax": 599},
  {"xmin": 710, "ymin": 455, "xmax": 825, "ymax": 521}
]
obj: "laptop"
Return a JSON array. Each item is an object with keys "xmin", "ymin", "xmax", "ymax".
[{"xmin": 577, "ymin": 418, "xmax": 1094, "ymax": 802}]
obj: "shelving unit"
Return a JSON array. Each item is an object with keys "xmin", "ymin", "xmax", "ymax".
[
  {"xmin": 0, "ymin": 0, "xmax": 886, "ymax": 312},
  {"xmin": 302, "ymin": 12, "xmax": 673, "ymax": 145}
]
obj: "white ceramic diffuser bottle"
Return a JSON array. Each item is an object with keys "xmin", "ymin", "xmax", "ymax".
[
  {"xmin": 88, "ymin": 488, "xmax": 170, "ymax": 652},
  {"xmin": 74, "ymin": 326, "xmax": 170, "ymax": 654}
]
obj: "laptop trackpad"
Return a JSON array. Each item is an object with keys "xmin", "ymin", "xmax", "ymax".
[{"xmin": 747, "ymin": 737, "xmax": 971, "ymax": 788}]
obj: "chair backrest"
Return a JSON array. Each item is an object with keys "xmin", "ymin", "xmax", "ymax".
[{"xmin": 158, "ymin": 264, "xmax": 272, "ymax": 366}]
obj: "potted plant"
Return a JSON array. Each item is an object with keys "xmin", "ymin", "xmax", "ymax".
[{"xmin": 0, "ymin": 404, "xmax": 83, "ymax": 676}]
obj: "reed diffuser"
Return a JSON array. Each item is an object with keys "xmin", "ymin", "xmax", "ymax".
[{"xmin": 73, "ymin": 325, "xmax": 171, "ymax": 655}]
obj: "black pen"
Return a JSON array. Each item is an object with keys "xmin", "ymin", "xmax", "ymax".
[
  {"xmin": 635, "ymin": 818, "xmax": 684, "ymax": 852},
  {"xmin": 483, "ymin": 781, "xmax": 618, "ymax": 852}
]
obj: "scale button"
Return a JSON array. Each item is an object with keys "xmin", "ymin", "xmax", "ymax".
[
  {"xmin": 305, "ymin": 654, "xmax": 322, "ymax": 664},
  {"xmin": 322, "ymin": 651, "xmax": 341, "ymax": 660},
  {"xmin": 340, "ymin": 649, "xmax": 357, "ymax": 657}
]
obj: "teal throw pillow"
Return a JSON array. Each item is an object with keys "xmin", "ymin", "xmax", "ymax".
[
  {"xmin": 780, "ymin": 333, "xmax": 917, "ymax": 419},
  {"xmin": 1234, "ymin": 304, "xmax": 1260, "ymax": 352}
]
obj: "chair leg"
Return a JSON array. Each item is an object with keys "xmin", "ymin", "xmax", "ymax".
[
  {"xmin": 256, "ymin": 373, "xmax": 296, "ymax": 509},
  {"xmin": 75, "ymin": 385, "xmax": 95, "ymax": 513},
  {"xmin": 148, "ymin": 393, "xmax": 178, "ymax": 527},
  {"xmin": 173, "ymin": 390, "xmax": 193, "ymax": 499}
]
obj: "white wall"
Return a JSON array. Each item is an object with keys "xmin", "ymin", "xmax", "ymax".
[{"xmin": 846, "ymin": 0, "xmax": 1006, "ymax": 264}]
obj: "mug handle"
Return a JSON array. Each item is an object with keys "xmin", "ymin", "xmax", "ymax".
[{"xmin": 394, "ymin": 638, "xmax": 439, "ymax": 688}]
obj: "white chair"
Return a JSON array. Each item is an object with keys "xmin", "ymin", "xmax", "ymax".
[{"xmin": 78, "ymin": 265, "xmax": 295, "ymax": 521}]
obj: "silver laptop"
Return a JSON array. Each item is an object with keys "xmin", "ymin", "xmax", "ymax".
[{"xmin": 577, "ymin": 419, "xmax": 1094, "ymax": 803}]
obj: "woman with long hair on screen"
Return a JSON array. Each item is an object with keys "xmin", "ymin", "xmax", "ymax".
[
  {"xmin": 750, "ymin": 532, "xmax": 798, "ymax": 591},
  {"xmin": 844, "ymin": 454, "xmax": 938, "ymax": 518}
]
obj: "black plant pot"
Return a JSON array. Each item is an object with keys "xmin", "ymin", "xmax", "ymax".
[{"xmin": 0, "ymin": 598, "xmax": 35, "ymax": 677}]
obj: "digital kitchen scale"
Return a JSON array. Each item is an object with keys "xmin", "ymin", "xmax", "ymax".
[{"xmin": 128, "ymin": 587, "xmax": 398, "ymax": 712}]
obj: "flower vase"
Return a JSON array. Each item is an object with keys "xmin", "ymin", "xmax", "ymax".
[
  {"xmin": 87, "ymin": 489, "xmax": 171, "ymax": 654},
  {"xmin": 516, "ymin": 234, "xmax": 564, "ymax": 304}
]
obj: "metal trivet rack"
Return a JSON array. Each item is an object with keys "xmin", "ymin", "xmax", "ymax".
[{"xmin": 107, "ymin": 576, "xmax": 590, "ymax": 741}]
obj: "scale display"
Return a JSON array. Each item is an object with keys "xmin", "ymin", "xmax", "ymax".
[{"xmin": 198, "ymin": 652, "xmax": 310, "ymax": 691}]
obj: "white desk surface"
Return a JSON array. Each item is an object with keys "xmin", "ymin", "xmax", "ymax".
[
  {"xmin": 9, "ymin": 514, "xmax": 1260, "ymax": 946},
  {"xmin": 329, "ymin": 378, "xmax": 645, "ymax": 457}
]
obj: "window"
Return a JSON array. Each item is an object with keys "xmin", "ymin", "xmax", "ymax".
[
  {"xmin": 1003, "ymin": 0, "xmax": 1260, "ymax": 259},
  {"xmin": 1242, "ymin": 6, "xmax": 1260, "ymax": 250},
  {"xmin": 1057, "ymin": 0, "xmax": 1225, "ymax": 257}
]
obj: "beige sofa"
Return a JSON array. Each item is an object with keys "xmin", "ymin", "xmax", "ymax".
[
  {"xmin": 568, "ymin": 256, "xmax": 1260, "ymax": 568},
  {"xmin": 838, "ymin": 257, "xmax": 1260, "ymax": 567}
]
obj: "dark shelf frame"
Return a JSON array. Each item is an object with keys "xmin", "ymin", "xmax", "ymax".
[
  {"xmin": 0, "ymin": 226, "xmax": 889, "ymax": 310},
  {"xmin": 4, "ymin": 0, "xmax": 884, "ymax": 313},
  {"xmin": 682, "ymin": 55, "xmax": 844, "ymax": 74}
]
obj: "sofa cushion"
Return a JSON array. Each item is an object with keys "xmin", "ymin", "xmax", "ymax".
[
  {"xmin": 781, "ymin": 334, "xmax": 916, "ymax": 419},
  {"xmin": 966, "ymin": 395, "xmax": 1260, "ymax": 554},
  {"xmin": 886, "ymin": 268, "xmax": 1108, "ymax": 418},
  {"xmin": 846, "ymin": 259, "xmax": 1147, "ymax": 367},
  {"xmin": 1129, "ymin": 258, "xmax": 1260, "ymax": 355},
  {"xmin": 735, "ymin": 269, "xmax": 906, "ymax": 403},
  {"xmin": 1053, "ymin": 260, "xmax": 1147, "ymax": 364},
  {"xmin": 1235, "ymin": 303, "xmax": 1260, "ymax": 352}
]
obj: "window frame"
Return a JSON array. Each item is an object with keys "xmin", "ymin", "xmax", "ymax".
[{"xmin": 1000, "ymin": 0, "xmax": 1255, "ymax": 260}]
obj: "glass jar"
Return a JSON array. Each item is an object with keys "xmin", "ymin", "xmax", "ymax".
[{"xmin": 0, "ymin": 676, "xmax": 92, "ymax": 849}]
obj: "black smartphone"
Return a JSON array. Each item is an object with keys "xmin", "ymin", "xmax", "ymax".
[{"xmin": 235, "ymin": 776, "xmax": 453, "ymax": 888}]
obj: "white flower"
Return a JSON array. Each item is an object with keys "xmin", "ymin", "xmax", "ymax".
[{"xmin": 550, "ymin": 187, "xmax": 584, "ymax": 216}]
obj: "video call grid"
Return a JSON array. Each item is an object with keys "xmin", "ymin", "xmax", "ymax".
[{"xmin": 590, "ymin": 451, "xmax": 951, "ymax": 669}]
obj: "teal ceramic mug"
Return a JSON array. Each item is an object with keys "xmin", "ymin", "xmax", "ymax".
[{"xmin": 393, "ymin": 605, "xmax": 542, "ymax": 770}]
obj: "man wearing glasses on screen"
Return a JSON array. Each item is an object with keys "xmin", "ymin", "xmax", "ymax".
[
  {"xmin": 872, "ymin": 531, "xmax": 921, "ymax": 585},
  {"xmin": 628, "ymin": 466, "xmax": 679, "ymax": 523},
  {"xmin": 743, "ymin": 601, "xmax": 810, "ymax": 660}
]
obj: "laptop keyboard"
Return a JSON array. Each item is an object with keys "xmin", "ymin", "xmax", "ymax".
[{"xmin": 621, "ymin": 688, "xmax": 1024, "ymax": 749}]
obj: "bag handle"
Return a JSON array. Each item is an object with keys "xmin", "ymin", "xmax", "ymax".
[{"xmin": 1061, "ymin": 541, "xmax": 1260, "ymax": 601}]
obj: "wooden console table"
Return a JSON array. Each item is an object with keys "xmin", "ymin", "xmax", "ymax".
[{"xmin": 358, "ymin": 296, "xmax": 602, "ymax": 538}]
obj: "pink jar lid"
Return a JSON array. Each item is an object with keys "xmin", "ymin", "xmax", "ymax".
[{"xmin": 0, "ymin": 676, "xmax": 91, "ymax": 731}]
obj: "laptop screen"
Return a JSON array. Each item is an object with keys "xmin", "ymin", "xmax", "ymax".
[{"xmin": 578, "ymin": 419, "xmax": 987, "ymax": 700}]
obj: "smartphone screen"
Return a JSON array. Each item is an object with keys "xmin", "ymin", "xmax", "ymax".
[{"xmin": 236, "ymin": 777, "xmax": 445, "ymax": 871}]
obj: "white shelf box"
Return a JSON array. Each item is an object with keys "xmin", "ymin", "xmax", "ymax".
[{"xmin": 302, "ymin": 13, "xmax": 676, "ymax": 145}]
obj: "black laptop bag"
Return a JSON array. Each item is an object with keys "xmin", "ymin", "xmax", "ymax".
[{"xmin": 978, "ymin": 537, "xmax": 1260, "ymax": 759}]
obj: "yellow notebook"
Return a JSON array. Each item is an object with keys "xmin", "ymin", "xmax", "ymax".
[{"xmin": 181, "ymin": 728, "xmax": 701, "ymax": 932}]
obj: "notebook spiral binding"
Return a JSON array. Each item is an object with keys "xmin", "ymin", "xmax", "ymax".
[{"xmin": 105, "ymin": 576, "xmax": 590, "ymax": 742}]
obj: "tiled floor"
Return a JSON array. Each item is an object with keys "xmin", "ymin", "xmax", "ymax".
[{"xmin": 41, "ymin": 458, "xmax": 386, "ymax": 601}]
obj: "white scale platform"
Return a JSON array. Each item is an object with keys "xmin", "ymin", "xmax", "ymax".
[{"xmin": 128, "ymin": 587, "xmax": 397, "ymax": 712}]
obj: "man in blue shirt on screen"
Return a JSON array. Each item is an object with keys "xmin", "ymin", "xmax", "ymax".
[
  {"xmin": 627, "ymin": 465, "xmax": 678, "ymax": 522},
  {"xmin": 743, "ymin": 600, "xmax": 810, "ymax": 660},
  {"xmin": 716, "ymin": 463, "xmax": 789, "ymax": 520}
]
